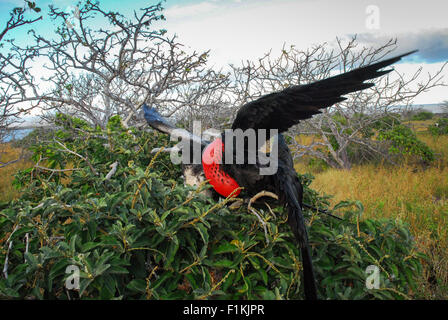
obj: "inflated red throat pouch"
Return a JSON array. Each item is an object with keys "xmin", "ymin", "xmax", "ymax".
[{"xmin": 202, "ymin": 138, "xmax": 241, "ymax": 198}]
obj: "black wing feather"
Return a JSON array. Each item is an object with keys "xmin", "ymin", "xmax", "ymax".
[{"xmin": 231, "ymin": 50, "xmax": 417, "ymax": 132}]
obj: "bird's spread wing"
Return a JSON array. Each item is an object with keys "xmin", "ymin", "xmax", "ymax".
[{"xmin": 231, "ymin": 50, "xmax": 417, "ymax": 132}]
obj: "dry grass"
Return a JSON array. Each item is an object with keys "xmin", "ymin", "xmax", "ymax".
[
  {"xmin": 0, "ymin": 143, "xmax": 33, "ymax": 202},
  {"xmin": 403, "ymin": 119, "xmax": 437, "ymax": 133},
  {"xmin": 306, "ymin": 163, "xmax": 448, "ymax": 231},
  {"xmin": 295, "ymin": 131, "xmax": 448, "ymax": 298}
]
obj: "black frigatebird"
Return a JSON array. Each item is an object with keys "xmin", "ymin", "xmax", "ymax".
[{"xmin": 143, "ymin": 50, "xmax": 417, "ymax": 300}]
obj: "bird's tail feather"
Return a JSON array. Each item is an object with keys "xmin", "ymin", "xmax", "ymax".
[
  {"xmin": 287, "ymin": 201, "xmax": 317, "ymax": 300},
  {"xmin": 301, "ymin": 245, "xmax": 318, "ymax": 300},
  {"xmin": 278, "ymin": 171, "xmax": 318, "ymax": 300}
]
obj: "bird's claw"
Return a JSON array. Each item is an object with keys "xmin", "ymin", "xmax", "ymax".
[
  {"xmin": 248, "ymin": 191, "xmax": 278, "ymax": 206},
  {"xmin": 246, "ymin": 191, "xmax": 279, "ymax": 245}
]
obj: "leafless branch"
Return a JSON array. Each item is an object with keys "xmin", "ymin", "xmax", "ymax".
[
  {"xmin": 105, "ymin": 161, "xmax": 118, "ymax": 180},
  {"xmin": 228, "ymin": 37, "xmax": 446, "ymax": 168}
]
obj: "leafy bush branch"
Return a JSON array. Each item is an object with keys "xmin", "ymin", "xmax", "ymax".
[{"xmin": 0, "ymin": 115, "xmax": 425, "ymax": 299}]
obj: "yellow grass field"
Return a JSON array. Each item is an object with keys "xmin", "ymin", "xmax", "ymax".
[
  {"xmin": 295, "ymin": 133, "xmax": 448, "ymax": 298},
  {"xmin": 0, "ymin": 143, "xmax": 33, "ymax": 202}
]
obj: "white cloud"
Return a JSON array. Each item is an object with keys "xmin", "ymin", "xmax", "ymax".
[
  {"xmin": 161, "ymin": 0, "xmax": 448, "ymax": 103},
  {"xmin": 355, "ymin": 29, "xmax": 448, "ymax": 63},
  {"xmin": 164, "ymin": 2, "xmax": 219, "ymax": 20},
  {"xmin": 394, "ymin": 62, "xmax": 448, "ymax": 104}
]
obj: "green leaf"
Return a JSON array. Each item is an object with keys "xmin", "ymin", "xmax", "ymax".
[
  {"xmin": 82, "ymin": 242, "xmax": 101, "ymax": 252},
  {"xmin": 213, "ymin": 242, "xmax": 239, "ymax": 254},
  {"xmin": 126, "ymin": 279, "xmax": 146, "ymax": 293},
  {"xmin": 210, "ymin": 259, "xmax": 236, "ymax": 268},
  {"xmin": 194, "ymin": 223, "xmax": 209, "ymax": 244}
]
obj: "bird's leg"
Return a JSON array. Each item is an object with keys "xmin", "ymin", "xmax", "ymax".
[
  {"xmin": 264, "ymin": 202, "xmax": 277, "ymax": 219},
  {"xmin": 247, "ymin": 205, "xmax": 269, "ymax": 245},
  {"xmin": 248, "ymin": 191, "xmax": 278, "ymax": 204},
  {"xmin": 246, "ymin": 191, "xmax": 280, "ymax": 245},
  {"xmin": 228, "ymin": 190, "xmax": 279, "ymax": 210}
]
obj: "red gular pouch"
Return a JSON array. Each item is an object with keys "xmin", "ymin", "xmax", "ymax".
[{"xmin": 202, "ymin": 138, "xmax": 241, "ymax": 198}]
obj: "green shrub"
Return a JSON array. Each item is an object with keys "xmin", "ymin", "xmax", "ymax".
[
  {"xmin": 411, "ymin": 111, "xmax": 434, "ymax": 121},
  {"xmin": 320, "ymin": 113, "xmax": 402, "ymax": 166},
  {"xmin": 429, "ymin": 119, "xmax": 448, "ymax": 136},
  {"xmin": 0, "ymin": 114, "xmax": 425, "ymax": 299},
  {"xmin": 371, "ymin": 114, "xmax": 402, "ymax": 131},
  {"xmin": 378, "ymin": 124, "xmax": 434, "ymax": 163},
  {"xmin": 11, "ymin": 128, "xmax": 56, "ymax": 154},
  {"xmin": 306, "ymin": 158, "xmax": 330, "ymax": 173}
]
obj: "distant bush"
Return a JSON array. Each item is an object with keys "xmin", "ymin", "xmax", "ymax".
[
  {"xmin": 12, "ymin": 127, "xmax": 56, "ymax": 152},
  {"xmin": 0, "ymin": 114, "xmax": 425, "ymax": 300},
  {"xmin": 306, "ymin": 158, "xmax": 330, "ymax": 173},
  {"xmin": 429, "ymin": 118, "xmax": 448, "ymax": 136},
  {"xmin": 411, "ymin": 111, "xmax": 434, "ymax": 121},
  {"xmin": 378, "ymin": 124, "xmax": 435, "ymax": 164},
  {"xmin": 371, "ymin": 114, "xmax": 402, "ymax": 131},
  {"xmin": 321, "ymin": 114, "xmax": 402, "ymax": 166}
]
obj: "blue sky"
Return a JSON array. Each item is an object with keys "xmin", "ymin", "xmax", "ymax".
[
  {"xmin": 0, "ymin": 0, "xmax": 172, "ymax": 43},
  {"xmin": 1, "ymin": 0, "xmax": 448, "ymax": 103}
]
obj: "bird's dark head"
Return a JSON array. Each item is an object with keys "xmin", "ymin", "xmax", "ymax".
[{"xmin": 143, "ymin": 104, "xmax": 167, "ymax": 124}]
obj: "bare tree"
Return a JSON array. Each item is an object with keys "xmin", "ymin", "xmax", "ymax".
[
  {"xmin": 227, "ymin": 37, "xmax": 447, "ymax": 169},
  {"xmin": 0, "ymin": 1, "xmax": 42, "ymax": 142},
  {"xmin": 2, "ymin": 1, "xmax": 230, "ymax": 130},
  {"xmin": 1, "ymin": 1, "xmax": 446, "ymax": 172},
  {"xmin": 0, "ymin": 1, "xmax": 42, "ymax": 42}
]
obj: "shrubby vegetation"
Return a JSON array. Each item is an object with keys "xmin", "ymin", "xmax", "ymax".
[
  {"xmin": 316, "ymin": 113, "xmax": 434, "ymax": 167},
  {"xmin": 0, "ymin": 115, "xmax": 425, "ymax": 299},
  {"xmin": 411, "ymin": 111, "xmax": 434, "ymax": 121},
  {"xmin": 378, "ymin": 124, "xmax": 435, "ymax": 164},
  {"xmin": 429, "ymin": 118, "xmax": 448, "ymax": 136}
]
